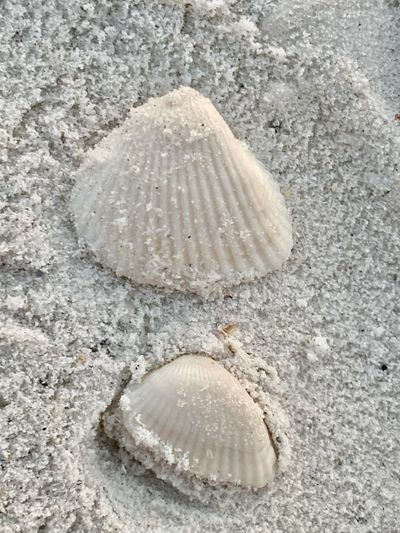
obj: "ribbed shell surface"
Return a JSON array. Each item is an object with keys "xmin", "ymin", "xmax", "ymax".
[
  {"xmin": 71, "ymin": 87, "xmax": 293, "ymax": 297},
  {"xmin": 121, "ymin": 355, "xmax": 277, "ymax": 488}
]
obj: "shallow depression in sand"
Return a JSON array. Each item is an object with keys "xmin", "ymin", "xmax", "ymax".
[{"xmin": 81, "ymin": 339, "xmax": 292, "ymax": 527}]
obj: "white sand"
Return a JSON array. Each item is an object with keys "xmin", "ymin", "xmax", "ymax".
[{"xmin": 1, "ymin": 0, "xmax": 399, "ymax": 531}]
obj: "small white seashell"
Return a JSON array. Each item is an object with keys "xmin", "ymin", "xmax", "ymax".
[
  {"xmin": 109, "ymin": 355, "xmax": 277, "ymax": 489},
  {"xmin": 72, "ymin": 87, "xmax": 293, "ymax": 297}
]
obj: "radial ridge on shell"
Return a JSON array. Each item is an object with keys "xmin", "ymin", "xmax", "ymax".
[
  {"xmin": 71, "ymin": 87, "xmax": 293, "ymax": 297},
  {"xmin": 106, "ymin": 355, "xmax": 277, "ymax": 489}
]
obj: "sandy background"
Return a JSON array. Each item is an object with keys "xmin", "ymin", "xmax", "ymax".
[{"xmin": 1, "ymin": 0, "xmax": 399, "ymax": 531}]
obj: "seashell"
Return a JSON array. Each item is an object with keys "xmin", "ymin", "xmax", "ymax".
[
  {"xmin": 112, "ymin": 354, "xmax": 277, "ymax": 488},
  {"xmin": 71, "ymin": 87, "xmax": 292, "ymax": 297}
]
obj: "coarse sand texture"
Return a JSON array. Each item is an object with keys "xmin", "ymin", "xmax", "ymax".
[{"xmin": 1, "ymin": 1, "xmax": 399, "ymax": 532}]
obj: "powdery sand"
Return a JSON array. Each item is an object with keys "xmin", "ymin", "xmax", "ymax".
[{"xmin": 1, "ymin": 1, "xmax": 399, "ymax": 531}]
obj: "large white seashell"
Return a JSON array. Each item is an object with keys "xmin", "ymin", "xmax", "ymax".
[
  {"xmin": 114, "ymin": 355, "xmax": 277, "ymax": 488},
  {"xmin": 72, "ymin": 87, "xmax": 292, "ymax": 297}
]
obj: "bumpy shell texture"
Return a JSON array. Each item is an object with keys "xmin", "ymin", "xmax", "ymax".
[
  {"xmin": 72, "ymin": 87, "xmax": 293, "ymax": 297},
  {"xmin": 116, "ymin": 355, "xmax": 277, "ymax": 489}
]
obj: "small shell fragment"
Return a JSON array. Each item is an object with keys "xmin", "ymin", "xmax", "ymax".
[
  {"xmin": 71, "ymin": 87, "xmax": 293, "ymax": 297},
  {"xmin": 106, "ymin": 355, "xmax": 277, "ymax": 489}
]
